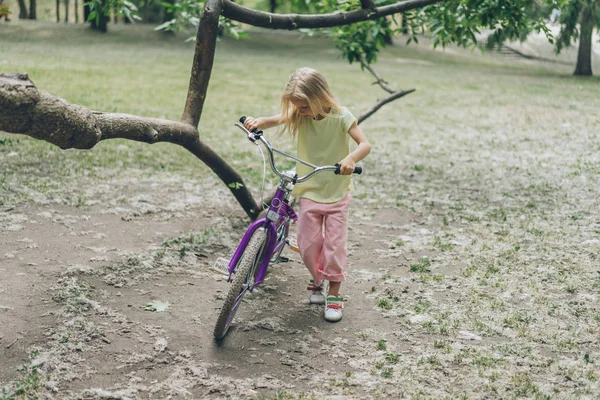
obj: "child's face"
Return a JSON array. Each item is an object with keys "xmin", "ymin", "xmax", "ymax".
[{"xmin": 291, "ymin": 98, "xmax": 316, "ymax": 119}]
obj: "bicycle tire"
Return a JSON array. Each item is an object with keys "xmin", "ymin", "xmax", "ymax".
[{"xmin": 213, "ymin": 228, "xmax": 267, "ymax": 340}]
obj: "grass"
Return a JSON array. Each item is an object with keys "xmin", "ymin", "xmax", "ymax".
[{"xmin": 2, "ymin": 19, "xmax": 600, "ymax": 400}]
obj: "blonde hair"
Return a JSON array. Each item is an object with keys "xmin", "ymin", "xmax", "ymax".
[{"xmin": 279, "ymin": 67, "xmax": 340, "ymax": 138}]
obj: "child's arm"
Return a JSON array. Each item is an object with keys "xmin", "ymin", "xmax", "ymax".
[
  {"xmin": 338, "ymin": 122, "xmax": 372, "ymax": 175},
  {"xmin": 243, "ymin": 115, "xmax": 282, "ymax": 131}
]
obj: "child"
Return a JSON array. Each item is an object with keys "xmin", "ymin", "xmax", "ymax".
[{"xmin": 243, "ymin": 67, "xmax": 372, "ymax": 322}]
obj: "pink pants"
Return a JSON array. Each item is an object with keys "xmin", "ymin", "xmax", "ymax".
[{"xmin": 297, "ymin": 192, "xmax": 351, "ymax": 286}]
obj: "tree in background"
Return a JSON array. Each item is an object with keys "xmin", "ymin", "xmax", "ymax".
[
  {"xmin": 16, "ymin": 0, "xmax": 28, "ymax": 19},
  {"xmin": 553, "ymin": 0, "xmax": 598, "ymax": 76},
  {"xmin": 29, "ymin": 0, "xmax": 36, "ymax": 19},
  {"xmin": 481, "ymin": 0, "xmax": 599, "ymax": 76}
]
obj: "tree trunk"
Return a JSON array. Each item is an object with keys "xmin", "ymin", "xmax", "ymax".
[
  {"xmin": 181, "ymin": 0, "xmax": 222, "ymax": 127},
  {"xmin": 96, "ymin": 14, "xmax": 109, "ymax": 32},
  {"xmin": 75, "ymin": 0, "xmax": 78, "ymax": 23},
  {"xmin": 17, "ymin": 0, "xmax": 28, "ymax": 19},
  {"xmin": 56, "ymin": 0, "xmax": 60, "ymax": 22},
  {"xmin": 89, "ymin": 0, "xmax": 109, "ymax": 32},
  {"xmin": 269, "ymin": 0, "xmax": 276, "ymax": 13},
  {"xmin": 64, "ymin": 0, "xmax": 69, "ymax": 22},
  {"xmin": 29, "ymin": 0, "xmax": 36, "ymax": 19},
  {"xmin": 574, "ymin": 5, "xmax": 595, "ymax": 76},
  {"xmin": 163, "ymin": 0, "xmax": 174, "ymax": 21},
  {"xmin": 381, "ymin": 17, "xmax": 393, "ymax": 45}
]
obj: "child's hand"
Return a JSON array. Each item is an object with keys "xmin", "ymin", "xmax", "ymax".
[
  {"xmin": 243, "ymin": 117, "xmax": 259, "ymax": 132},
  {"xmin": 338, "ymin": 155, "xmax": 356, "ymax": 175}
]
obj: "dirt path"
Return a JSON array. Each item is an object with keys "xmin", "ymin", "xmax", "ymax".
[{"xmin": 1, "ymin": 186, "xmax": 431, "ymax": 398}]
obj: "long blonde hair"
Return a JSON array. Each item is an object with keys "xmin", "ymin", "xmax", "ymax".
[{"xmin": 280, "ymin": 67, "xmax": 340, "ymax": 138}]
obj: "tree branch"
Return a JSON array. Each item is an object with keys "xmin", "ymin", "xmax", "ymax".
[
  {"xmin": 359, "ymin": 55, "xmax": 396, "ymax": 93},
  {"xmin": 181, "ymin": 0, "xmax": 223, "ymax": 127},
  {"xmin": 222, "ymin": 0, "xmax": 443, "ymax": 30},
  {"xmin": 0, "ymin": 72, "xmax": 261, "ymax": 220},
  {"xmin": 357, "ymin": 89, "xmax": 415, "ymax": 125}
]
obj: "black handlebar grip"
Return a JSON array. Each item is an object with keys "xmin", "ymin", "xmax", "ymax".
[
  {"xmin": 239, "ymin": 116, "xmax": 262, "ymax": 135},
  {"xmin": 335, "ymin": 163, "xmax": 363, "ymax": 175}
]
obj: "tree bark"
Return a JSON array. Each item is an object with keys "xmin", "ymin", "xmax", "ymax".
[
  {"xmin": 181, "ymin": 0, "xmax": 223, "ymax": 128},
  {"xmin": 56, "ymin": 0, "xmax": 60, "ymax": 22},
  {"xmin": 574, "ymin": 4, "xmax": 595, "ymax": 76},
  {"xmin": 17, "ymin": 0, "xmax": 28, "ymax": 19},
  {"xmin": 64, "ymin": 0, "xmax": 69, "ymax": 23},
  {"xmin": 29, "ymin": 0, "xmax": 36, "ymax": 19},
  {"xmin": 221, "ymin": 0, "xmax": 442, "ymax": 30}
]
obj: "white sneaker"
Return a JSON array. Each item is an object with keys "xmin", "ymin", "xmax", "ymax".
[
  {"xmin": 324, "ymin": 295, "xmax": 343, "ymax": 322},
  {"xmin": 307, "ymin": 280, "xmax": 325, "ymax": 305}
]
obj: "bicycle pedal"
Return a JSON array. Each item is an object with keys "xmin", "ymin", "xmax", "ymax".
[
  {"xmin": 273, "ymin": 256, "xmax": 290, "ymax": 264},
  {"xmin": 287, "ymin": 238, "xmax": 300, "ymax": 253},
  {"xmin": 212, "ymin": 257, "xmax": 230, "ymax": 276}
]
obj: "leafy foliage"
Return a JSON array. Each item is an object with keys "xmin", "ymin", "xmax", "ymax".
[
  {"xmin": 155, "ymin": 1, "xmax": 247, "ymax": 40},
  {"xmin": 86, "ymin": 0, "xmax": 598, "ymax": 75},
  {"xmin": 406, "ymin": 0, "xmax": 554, "ymax": 50},
  {"xmin": 85, "ymin": 0, "xmax": 144, "ymax": 24}
]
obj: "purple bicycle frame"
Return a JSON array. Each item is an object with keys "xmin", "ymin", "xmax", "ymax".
[{"xmin": 226, "ymin": 185, "xmax": 298, "ymax": 285}]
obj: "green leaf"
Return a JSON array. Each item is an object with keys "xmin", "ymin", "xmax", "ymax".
[
  {"xmin": 228, "ymin": 182, "xmax": 244, "ymax": 190},
  {"xmin": 144, "ymin": 300, "xmax": 170, "ymax": 312}
]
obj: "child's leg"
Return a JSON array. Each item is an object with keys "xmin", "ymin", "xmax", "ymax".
[
  {"xmin": 328, "ymin": 281, "xmax": 341, "ymax": 297},
  {"xmin": 321, "ymin": 192, "xmax": 351, "ymax": 294},
  {"xmin": 297, "ymin": 198, "xmax": 325, "ymax": 286}
]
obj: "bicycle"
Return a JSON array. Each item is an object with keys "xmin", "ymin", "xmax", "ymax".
[{"xmin": 213, "ymin": 117, "xmax": 362, "ymax": 340}]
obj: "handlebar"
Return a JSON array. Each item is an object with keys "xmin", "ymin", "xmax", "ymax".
[{"xmin": 237, "ymin": 117, "xmax": 362, "ymax": 184}]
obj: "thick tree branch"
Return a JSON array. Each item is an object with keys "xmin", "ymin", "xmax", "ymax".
[
  {"xmin": 181, "ymin": 0, "xmax": 223, "ymax": 127},
  {"xmin": 222, "ymin": 0, "xmax": 443, "ymax": 30},
  {"xmin": 0, "ymin": 72, "xmax": 261, "ymax": 220},
  {"xmin": 357, "ymin": 89, "xmax": 415, "ymax": 124}
]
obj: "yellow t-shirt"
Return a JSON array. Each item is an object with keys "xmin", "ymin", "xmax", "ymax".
[{"xmin": 292, "ymin": 107, "xmax": 357, "ymax": 203}]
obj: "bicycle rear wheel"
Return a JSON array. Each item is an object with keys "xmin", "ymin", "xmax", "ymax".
[{"xmin": 213, "ymin": 228, "xmax": 267, "ymax": 340}]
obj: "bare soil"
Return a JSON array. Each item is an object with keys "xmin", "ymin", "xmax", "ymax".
[{"xmin": 1, "ymin": 182, "xmax": 429, "ymax": 399}]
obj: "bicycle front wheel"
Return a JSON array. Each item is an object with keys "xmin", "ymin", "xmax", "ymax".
[{"xmin": 213, "ymin": 228, "xmax": 267, "ymax": 340}]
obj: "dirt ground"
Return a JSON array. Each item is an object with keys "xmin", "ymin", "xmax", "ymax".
[
  {"xmin": 2, "ymin": 157, "xmax": 598, "ymax": 399},
  {"xmin": 0, "ymin": 175, "xmax": 427, "ymax": 399}
]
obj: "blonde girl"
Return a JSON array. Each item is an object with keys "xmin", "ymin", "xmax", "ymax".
[{"xmin": 243, "ymin": 67, "xmax": 371, "ymax": 322}]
